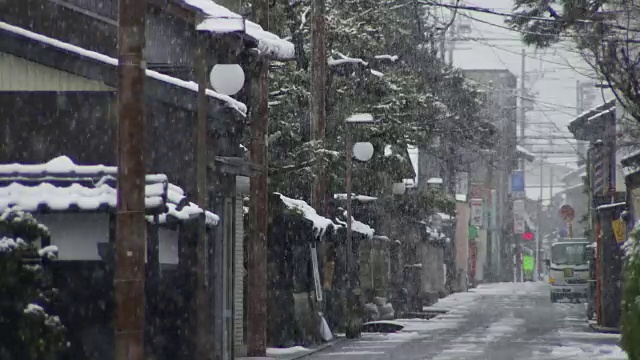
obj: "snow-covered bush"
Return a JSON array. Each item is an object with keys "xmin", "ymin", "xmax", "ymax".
[
  {"xmin": 0, "ymin": 209, "xmax": 65, "ymax": 360},
  {"xmin": 621, "ymin": 223, "xmax": 640, "ymax": 358}
]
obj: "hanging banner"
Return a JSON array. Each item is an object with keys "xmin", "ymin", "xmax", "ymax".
[
  {"xmin": 470, "ymin": 198, "xmax": 484, "ymax": 227},
  {"xmin": 510, "ymin": 170, "xmax": 526, "ymax": 198},
  {"xmin": 613, "ymin": 219, "xmax": 626, "ymax": 243},
  {"xmin": 513, "ymin": 199, "xmax": 526, "ymax": 234}
]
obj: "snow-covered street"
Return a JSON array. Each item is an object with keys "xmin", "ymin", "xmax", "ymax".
[{"xmin": 300, "ymin": 282, "xmax": 627, "ymax": 360}]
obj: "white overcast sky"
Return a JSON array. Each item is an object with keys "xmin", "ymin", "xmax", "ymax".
[{"xmin": 409, "ymin": 0, "xmax": 613, "ymax": 199}]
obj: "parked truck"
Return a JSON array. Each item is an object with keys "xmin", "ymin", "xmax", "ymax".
[{"xmin": 547, "ymin": 239, "xmax": 590, "ymax": 303}]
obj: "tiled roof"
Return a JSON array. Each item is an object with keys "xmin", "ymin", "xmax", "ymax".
[{"xmin": 0, "ymin": 156, "xmax": 219, "ymax": 226}]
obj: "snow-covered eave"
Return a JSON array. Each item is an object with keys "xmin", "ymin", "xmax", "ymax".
[
  {"xmin": 182, "ymin": 0, "xmax": 294, "ymax": 61},
  {"xmin": 0, "ymin": 156, "xmax": 117, "ymax": 177},
  {"xmin": 569, "ymin": 101, "xmax": 615, "ymax": 140},
  {"xmin": 596, "ymin": 202, "xmax": 626, "ymax": 211},
  {"xmin": 574, "ymin": 99, "xmax": 616, "ymax": 122},
  {"xmin": 0, "ymin": 21, "xmax": 247, "ymax": 116},
  {"xmin": 516, "ymin": 145, "xmax": 535, "ymax": 162},
  {"xmin": 335, "ymin": 214, "xmax": 375, "ymax": 238},
  {"xmin": 0, "ymin": 182, "xmax": 167, "ymax": 214},
  {"xmin": 276, "ymin": 193, "xmax": 334, "ymax": 238}
]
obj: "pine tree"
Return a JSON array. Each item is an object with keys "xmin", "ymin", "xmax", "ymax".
[
  {"xmin": 0, "ymin": 209, "xmax": 65, "ymax": 360},
  {"xmin": 263, "ymin": 0, "xmax": 493, "ymax": 198}
]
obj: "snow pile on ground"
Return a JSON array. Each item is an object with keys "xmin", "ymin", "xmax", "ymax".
[
  {"xmin": 483, "ymin": 315, "xmax": 525, "ymax": 342},
  {"xmin": 266, "ymin": 346, "xmax": 310, "ymax": 356},
  {"xmin": 531, "ymin": 342, "xmax": 627, "ymax": 359}
]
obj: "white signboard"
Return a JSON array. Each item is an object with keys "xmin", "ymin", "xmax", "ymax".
[
  {"xmin": 455, "ymin": 172, "xmax": 469, "ymax": 199},
  {"xmin": 470, "ymin": 198, "xmax": 484, "ymax": 227},
  {"xmin": 513, "ymin": 199, "xmax": 526, "ymax": 234}
]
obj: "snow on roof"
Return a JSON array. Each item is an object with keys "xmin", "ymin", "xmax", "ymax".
[
  {"xmin": 346, "ymin": 113, "xmax": 374, "ymax": 123},
  {"xmin": 0, "ymin": 156, "xmax": 116, "ymax": 177},
  {"xmin": 0, "ymin": 157, "xmax": 219, "ymax": 225},
  {"xmin": 516, "ymin": 145, "xmax": 535, "ymax": 160},
  {"xmin": 370, "ymin": 69, "xmax": 384, "ymax": 77},
  {"xmin": 374, "ymin": 55, "xmax": 398, "ymax": 62},
  {"xmin": 333, "ymin": 193, "xmax": 378, "ymax": 202},
  {"xmin": 183, "ymin": 0, "xmax": 295, "ymax": 60},
  {"xmin": 575, "ymin": 100, "xmax": 615, "ymax": 120},
  {"xmin": 587, "ymin": 108, "xmax": 615, "ymax": 123},
  {"xmin": 0, "ymin": 182, "xmax": 165, "ymax": 212},
  {"xmin": 338, "ymin": 210, "xmax": 375, "ymax": 238},
  {"xmin": 276, "ymin": 193, "xmax": 333, "ymax": 237},
  {"xmin": 0, "ymin": 21, "xmax": 247, "ymax": 116},
  {"xmin": 596, "ymin": 202, "xmax": 626, "ymax": 211},
  {"xmin": 148, "ymin": 184, "xmax": 219, "ymax": 226}
]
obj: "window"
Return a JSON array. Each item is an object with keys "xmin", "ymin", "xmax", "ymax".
[{"xmin": 552, "ymin": 243, "xmax": 588, "ymax": 265}]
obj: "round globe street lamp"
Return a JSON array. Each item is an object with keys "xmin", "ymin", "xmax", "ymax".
[
  {"xmin": 344, "ymin": 113, "xmax": 377, "ymax": 338},
  {"xmin": 353, "ymin": 142, "xmax": 374, "ymax": 162},
  {"xmin": 210, "ymin": 63, "xmax": 246, "ymax": 96}
]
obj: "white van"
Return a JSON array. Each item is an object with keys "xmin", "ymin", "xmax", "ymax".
[{"xmin": 548, "ymin": 240, "xmax": 590, "ymax": 302}]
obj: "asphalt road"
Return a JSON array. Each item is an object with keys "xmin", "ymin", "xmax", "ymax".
[{"xmin": 303, "ymin": 282, "xmax": 625, "ymax": 360}]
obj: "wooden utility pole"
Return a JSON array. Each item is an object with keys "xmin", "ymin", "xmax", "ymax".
[
  {"xmin": 115, "ymin": 0, "xmax": 146, "ymax": 359},
  {"xmin": 195, "ymin": 35, "xmax": 212, "ymax": 360},
  {"xmin": 310, "ymin": 0, "xmax": 327, "ymax": 213},
  {"xmin": 247, "ymin": 0, "xmax": 270, "ymax": 354}
]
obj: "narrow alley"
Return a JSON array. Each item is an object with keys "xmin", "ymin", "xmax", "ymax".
[{"xmin": 287, "ymin": 283, "xmax": 624, "ymax": 360}]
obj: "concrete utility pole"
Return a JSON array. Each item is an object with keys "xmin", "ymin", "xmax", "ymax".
[
  {"xmin": 247, "ymin": 0, "xmax": 270, "ymax": 354},
  {"xmin": 115, "ymin": 1, "xmax": 146, "ymax": 359},
  {"xmin": 195, "ymin": 35, "xmax": 212, "ymax": 360},
  {"xmin": 519, "ymin": 49, "xmax": 526, "ymax": 171},
  {"xmin": 310, "ymin": 0, "xmax": 327, "ymax": 213},
  {"xmin": 576, "ymin": 80, "xmax": 586, "ymax": 166},
  {"xmin": 515, "ymin": 48, "xmax": 526, "ymax": 282},
  {"xmin": 535, "ymin": 161, "xmax": 543, "ymax": 281}
]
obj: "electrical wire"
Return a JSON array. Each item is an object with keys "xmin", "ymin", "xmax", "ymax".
[
  {"xmin": 465, "ymin": 36, "xmax": 594, "ymax": 73},
  {"xmin": 416, "ymin": 0, "xmax": 640, "ymax": 33}
]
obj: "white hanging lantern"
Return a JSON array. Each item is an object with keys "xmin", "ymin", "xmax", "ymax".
[
  {"xmin": 209, "ymin": 64, "xmax": 245, "ymax": 95},
  {"xmin": 352, "ymin": 142, "xmax": 374, "ymax": 162},
  {"xmin": 391, "ymin": 182, "xmax": 406, "ymax": 195}
]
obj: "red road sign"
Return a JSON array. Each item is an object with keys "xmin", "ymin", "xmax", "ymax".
[{"xmin": 559, "ymin": 205, "xmax": 575, "ymax": 221}]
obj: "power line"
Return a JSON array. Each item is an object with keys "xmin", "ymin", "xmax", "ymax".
[
  {"xmin": 467, "ymin": 37, "xmax": 594, "ymax": 74},
  {"xmin": 456, "ymin": 11, "xmax": 577, "ymax": 42},
  {"xmin": 417, "ymin": 0, "xmax": 640, "ymax": 33}
]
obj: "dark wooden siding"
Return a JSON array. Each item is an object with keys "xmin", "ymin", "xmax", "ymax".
[{"xmin": 0, "ymin": 91, "xmax": 198, "ymax": 196}]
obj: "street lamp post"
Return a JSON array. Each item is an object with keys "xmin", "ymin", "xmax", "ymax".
[{"xmin": 344, "ymin": 113, "xmax": 375, "ymax": 338}]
